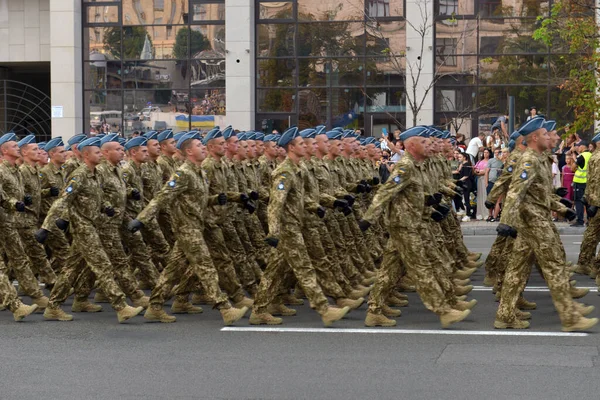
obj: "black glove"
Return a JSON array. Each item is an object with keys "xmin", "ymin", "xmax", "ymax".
[
  {"xmin": 333, "ymin": 199, "xmax": 349, "ymax": 209},
  {"xmin": 358, "ymin": 219, "xmax": 371, "ymax": 232},
  {"xmin": 485, "ymin": 200, "xmax": 496, "ymax": 210},
  {"xmin": 555, "ymin": 187, "xmax": 568, "ymax": 197},
  {"xmin": 249, "ymin": 191, "xmax": 259, "ymax": 201},
  {"xmin": 104, "ymin": 206, "xmax": 115, "ymax": 217},
  {"xmin": 265, "ymin": 237, "xmax": 279, "ymax": 248},
  {"xmin": 582, "ymin": 196, "xmax": 589, "ymax": 207},
  {"xmin": 131, "ymin": 188, "xmax": 141, "ymax": 201},
  {"xmin": 240, "ymin": 193, "xmax": 249, "ymax": 203},
  {"xmin": 344, "ymin": 194, "xmax": 355, "ymax": 207},
  {"xmin": 497, "ymin": 223, "xmax": 517, "ymax": 238},
  {"xmin": 455, "ymin": 180, "xmax": 467, "ymax": 189},
  {"xmin": 50, "ymin": 187, "xmax": 59, "ymax": 197},
  {"xmin": 454, "ymin": 186, "xmax": 464, "ymax": 196},
  {"xmin": 565, "ymin": 209, "xmax": 577, "ymax": 221},
  {"xmin": 218, "ymin": 193, "xmax": 227, "ymax": 205},
  {"xmin": 15, "ymin": 201, "xmax": 25, "ymax": 212},
  {"xmin": 316, "ymin": 206, "xmax": 326, "ymax": 219},
  {"xmin": 34, "ymin": 228, "xmax": 49, "ymax": 244},
  {"xmin": 588, "ymin": 205, "xmax": 599, "ymax": 219},
  {"xmin": 434, "ymin": 204, "xmax": 450, "ymax": 217},
  {"xmin": 356, "ymin": 184, "xmax": 366, "ymax": 193},
  {"xmin": 56, "ymin": 218, "xmax": 69, "ymax": 231},
  {"xmin": 24, "ymin": 195, "xmax": 33, "ymax": 206},
  {"xmin": 128, "ymin": 219, "xmax": 144, "ymax": 233},
  {"xmin": 244, "ymin": 200, "xmax": 256, "ymax": 214},
  {"xmin": 559, "ymin": 198, "xmax": 573, "ymax": 208},
  {"xmin": 425, "ymin": 193, "xmax": 442, "ymax": 206},
  {"xmin": 341, "ymin": 206, "xmax": 353, "ymax": 216},
  {"xmin": 371, "ymin": 177, "xmax": 380, "ymax": 185},
  {"xmin": 431, "ymin": 210, "xmax": 444, "ymax": 222},
  {"xmin": 365, "ymin": 184, "xmax": 372, "ymax": 193}
]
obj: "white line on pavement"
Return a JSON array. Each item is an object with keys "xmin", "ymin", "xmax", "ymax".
[
  {"xmin": 573, "ymin": 242, "xmax": 582, "ymax": 245},
  {"xmin": 472, "ymin": 286, "xmax": 597, "ymax": 292},
  {"xmin": 221, "ymin": 327, "xmax": 588, "ymax": 337}
]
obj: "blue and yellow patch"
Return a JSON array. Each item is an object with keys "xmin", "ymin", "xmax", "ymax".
[
  {"xmin": 393, "ymin": 176, "xmax": 401, "ymax": 184},
  {"xmin": 65, "ymin": 185, "xmax": 73, "ymax": 193},
  {"xmin": 168, "ymin": 180, "xmax": 176, "ymax": 188},
  {"xmin": 277, "ymin": 182, "xmax": 285, "ymax": 190},
  {"xmin": 507, "ymin": 166, "xmax": 513, "ymax": 173},
  {"xmin": 520, "ymin": 171, "xmax": 528, "ymax": 180}
]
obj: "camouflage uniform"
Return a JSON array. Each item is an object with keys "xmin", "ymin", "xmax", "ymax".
[
  {"xmin": 42, "ymin": 165, "xmax": 128, "ymax": 311},
  {"xmin": 241, "ymin": 160, "xmax": 270, "ymax": 257},
  {"xmin": 156, "ymin": 154, "xmax": 178, "ymax": 246},
  {"xmin": 18, "ymin": 162, "xmax": 57, "ymax": 285},
  {"xmin": 577, "ymin": 150, "xmax": 600, "ymax": 273},
  {"xmin": 0, "ymin": 268, "xmax": 25, "ymax": 312},
  {"xmin": 496, "ymin": 148, "xmax": 579, "ymax": 326},
  {"xmin": 61, "ymin": 156, "xmax": 82, "ymax": 180},
  {"xmin": 39, "ymin": 162, "xmax": 70, "ymax": 273},
  {"xmin": 253, "ymin": 158, "xmax": 330, "ymax": 315},
  {"xmin": 137, "ymin": 160, "xmax": 230, "ymax": 309},
  {"xmin": 0, "ymin": 160, "xmax": 45, "ymax": 299},
  {"xmin": 363, "ymin": 153, "xmax": 452, "ymax": 315},
  {"xmin": 257, "ymin": 154, "xmax": 277, "ymax": 232}
]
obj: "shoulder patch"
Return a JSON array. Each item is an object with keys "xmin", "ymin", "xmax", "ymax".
[
  {"xmin": 523, "ymin": 162, "xmax": 532, "ymax": 168},
  {"xmin": 65, "ymin": 185, "xmax": 73, "ymax": 193},
  {"xmin": 507, "ymin": 166, "xmax": 513, "ymax": 173},
  {"xmin": 397, "ymin": 167, "xmax": 406, "ymax": 175},
  {"xmin": 393, "ymin": 175, "xmax": 401, "ymax": 184},
  {"xmin": 277, "ymin": 182, "xmax": 285, "ymax": 190},
  {"xmin": 168, "ymin": 180, "xmax": 176, "ymax": 188},
  {"xmin": 520, "ymin": 171, "xmax": 528, "ymax": 180}
]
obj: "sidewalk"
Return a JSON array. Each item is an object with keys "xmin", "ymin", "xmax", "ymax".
[{"xmin": 460, "ymin": 220, "xmax": 586, "ymax": 236}]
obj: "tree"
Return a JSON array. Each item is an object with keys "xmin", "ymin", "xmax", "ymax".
[
  {"xmin": 103, "ymin": 26, "xmax": 153, "ymax": 60},
  {"xmin": 173, "ymin": 27, "xmax": 210, "ymax": 59}
]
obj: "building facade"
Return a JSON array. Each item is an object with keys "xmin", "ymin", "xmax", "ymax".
[{"xmin": 0, "ymin": 0, "xmax": 587, "ymax": 140}]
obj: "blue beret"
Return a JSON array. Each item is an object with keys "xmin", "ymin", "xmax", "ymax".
[
  {"xmin": 118, "ymin": 137, "xmax": 127, "ymax": 146},
  {"xmin": 364, "ymin": 137, "xmax": 377, "ymax": 145},
  {"xmin": 100, "ymin": 133, "xmax": 120, "ymax": 147},
  {"xmin": 518, "ymin": 117, "xmax": 546, "ymax": 136},
  {"xmin": 441, "ymin": 131, "xmax": 451, "ymax": 140},
  {"xmin": 428, "ymin": 127, "xmax": 443, "ymax": 138},
  {"xmin": 38, "ymin": 141, "xmax": 47, "ymax": 150},
  {"xmin": 245, "ymin": 132, "xmax": 257, "ymax": 141},
  {"xmin": 0, "ymin": 132, "xmax": 17, "ymax": 146},
  {"xmin": 144, "ymin": 131, "xmax": 159, "ymax": 141},
  {"xmin": 77, "ymin": 137, "xmax": 102, "ymax": 151},
  {"xmin": 221, "ymin": 126, "xmax": 235, "ymax": 140},
  {"xmin": 277, "ymin": 127, "xmax": 300, "ymax": 147},
  {"xmin": 237, "ymin": 132, "xmax": 248, "ymax": 141},
  {"xmin": 509, "ymin": 131, "xmax": 521, "ymax": 141},
  {"xmin": 342, "ymin": 129, "xmax": 357, "ymax": 139},
  {"xmin": 264, "ymin": 134, "xmax": 278, "ymax": 142},
  {"xmin": 254, "ymin": 132, "xmax": 265, "ymax": 141},
  {"xmin": 44, "ymin": 137, "xmax": 64, "ymax": 152},
  {"xmin": 202, "ymin": 127, "xmax": 223, "ymax": 145},
  {"xmin": 543, "ymin": 120, "xmax": 557, "ymax": 132},
  {"xmin": 314, "ymin": 125, "xmax": 326, "ymax": 135},
  {"xmin": 332, "ymin": 127, "xmax": 344, "ymax": 133},
  {"xmin": 326, "ymin": 130, "xmax": 343, "ymax": 140},
  {"xmin": 177, "ymin": 131, "xmax": 201, "ymax": 150},
  {"xmin": 358, "ymin": 137, "xmax": 367, "ymax": 146},
  {"xmin": 300, "ymin": 128, "xmax": 316, "ymax": 139},
  {"xmin": 399, "ymin": 126, "xmax": 430, "ymax": 142},
  {"xmin": 124, "ymin": 136, "xmax": 148, "ymax": 151},
  {"xmin": 449, "ymin": 138, "xmax": 457, "ymax": 145},
  {"xmin": 157, "ymin": 129, "xmax": 174, "ymax": 142},
  {"xmin": 17, "ymin": 134, "xmax": 36, "ymax": 148},
  {"xmin": 374, "ymin": 141, "xmax": 381, "ymax": 149},
  {"xmin": 96, "ymin": 134, "xmax": 106, "ymax": 140},
  {"xmin": 173, "ymin": 132, "xmax": 187, "ymax": 143},
  {"xmin": 67, "ymin": 134, "xmax": 87, "ymax": 146},
  {"xmin": 65, "ymin": 144, "xmax": 71, "ymax": 151},
  {"xmin": 508, "ymin": 140, "xmax": 516, "ymax": 151}
]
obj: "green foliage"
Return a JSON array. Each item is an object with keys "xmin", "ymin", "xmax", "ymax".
[
  {"xmin": 104, "ymin": 26, "xmax": 153, "ymax": 60},
  {"xmin": 173, "ymin": 27, "xmax": 210, "ymax": 59}
]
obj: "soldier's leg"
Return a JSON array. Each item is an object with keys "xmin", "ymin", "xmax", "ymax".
[
  {"xmin": 222, "ymin": 219, "xmax": 258, "ymax": 295},
  {"xmin": 157, "ymin": 211, "xmax": 176, "ymax": 247},
  {"xmin": 18, "ymin": 226, "xmax": 57, "ymax": 286},
  {"xmin": 367, "ymin": 241, "xmax": 404, "ymax": 314},
  {"xmin": 141, "ymin": 218, "xmax": 171, "ymax": 271},
  {"xmin": 339, "ymin": 214, "xmax": 372, "ymax": 276},
  {"xmin": 0, "ymin": 269, "xmax": 25, "ymax": 312},
  {"xmin": 577, "ymin": 215, "xmax": 600, "ymax": 272},
  {"xmin": 257, "ymin": 202, "xmax": 269, "ymax": 234},
  {"xmin": 485, "ymin": 235, "xmax": 508, "ymax": 284},
  {"xmin": 329, "ymin": 215, "xmax": 364, "ymax": 285},
  {"xmin": 244, "ymin": 213, "xmax": 269, "ymax": 266},
  {"xmin": 233, "ymin": 214, "xmax": 263, "ymax": 281},
  {"xmin": 347, "ymin": 214, "xmax": 375, "ymax": 272},
  {"xmin": 1, "ymin": 226, "xmax": 45, "ymax": 299},
  {"xmin": 44, "ymin": 228, "xmax": 70, "ymax": 274},
  {"xmin": 120, "ymin": 223, "xmax": 160, "ymax": 288},
  {"xmin": 316, "ymin": 221, "xmax": 354, "ymax": 293}
]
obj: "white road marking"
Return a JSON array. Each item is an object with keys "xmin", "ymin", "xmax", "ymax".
[
  {"xmin": 222, "ymin": 327, "xmax": 588, "ymax": 337},
  {"xmin": 573, "ymin": 242, "xmax": 582, "ymax": 245},
  {"xmin": 472, "ymin": 286, "xmax": 597, "ymax": 292}
]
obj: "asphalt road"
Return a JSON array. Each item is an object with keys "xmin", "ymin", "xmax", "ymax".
[{"xmin": 2, "ymin": 234, "xmax": 600, "ymax": 400}]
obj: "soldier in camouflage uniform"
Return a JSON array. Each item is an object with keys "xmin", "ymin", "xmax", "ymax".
[
  {"xmin": 0, "ymin": 266, "xmax": 38, "ymax": 321},
  {"xmin": 37, "ymin": 137, "xmax": 144, "ymax": 323},
  {"xmin": 61, "ymin": 134, "xmax": 87, "ymax": 179},
  {"xmin": 156, "ymin": 129, "xmax": 178, "ymax": 246},
  {"xmin": 250, "ymin": 127, "xmax": 350, "ymax": 326},
  {"xmin": 257, "ymin": 134, "xmax": 280, "ymax": 232},
  {"xmin": 128, "ymin": 131, "xmax": 248, "ymax": 325}
]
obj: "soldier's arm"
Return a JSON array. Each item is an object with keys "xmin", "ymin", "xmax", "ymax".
[
  {"xmin": 258, "ymin": 163, "xmax": 270, "ymax": 200},
  {"xmin": 137, "ymin": 171, "xmax": 188, "ymax": 224},
  {"xmin": 41, "ymin": 174, "xmax": 84, "ymax": 230},
  {"xmin": 121, "ymin": 166, "xmax": 138, "ymax": 199},
  {"xmin": 362, "ymin": 164, "xmax": 414, "ymax": 224},
  {"xmin": 267, "ymin": 172, "xmax": 291, "ymax": 237},
  {"xmin": 500, "ymin": 158, "xmax": 537, "ymax": 228},
  {"xmin": 487, "ymin": 167, "xmax": 513, "ymax": 204}
]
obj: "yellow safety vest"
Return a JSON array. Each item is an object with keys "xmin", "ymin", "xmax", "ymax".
[{"xmin": 574, "ymin": 151, "xmax": 592, "ymax": 184}]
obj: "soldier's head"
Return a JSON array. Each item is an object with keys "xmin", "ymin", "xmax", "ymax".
[
  {"xmin": 18, "ymin": 135, "xmax": 39, "ymax": 164},
  {"xmin": 180, "ymin": 137, "xmax": 207, "ymax": 163},
  {"xmin": 254, "ymin": 133, "xmax": 265, "ymax": 156},
  {"xmin": 278, "ymin": 127, "xmax": 304, "ymax": 161},
  {"xmin": 400, "ymin": 126, "xmax": 431, "ymax": 161},
  {"xmin": 246, "ymin": 139, "xmax": 257, "ymax": 159},
  {"xmin": 0, "ymin": 133, "xmax": 21, "ymax": 162},
  {"xmin": 37, "ymin": 144, "xmax": 49, "ymax": 166},
  {"xmin": 277, "ymin": 146, "xmax": 286, "ymax": 160},
  {"xmin": 124, "ymin": 137, "xmax": 149, "ymax": 164},
  {"xmin": 520, "ymin": 117, "xmax": 548, "ymax": 152},
  {"xmin": 315, "ymin": 134, "xmax": 329, "ymax": 157},
  {"xmin": 225, "ymin": 134, "xmax": 239, "ymax": 155},
  {"xmin": 46, "ymin": 138, "xmax": 67, "ymax": 166},
  {"xmin": 101, "ymin": 142, "xmax": 124, "ymax": 166},
  {"xmin": 236, "ymin": 139, "xmax": 248, "ymax": 160},
  {"xmin": 158, "ymin": 129, "xmax": 176, "ymax": 156},
  {"xmin": 206, "ymin": 136, "xmax": 226, "ymax": 158},
  {"xmin": 263, "ymin": 136, "xmax": 279, "ymax": 159},
  {"xmin": 79, "ymin": 138, "xmax": 103, "ymax": 166}
]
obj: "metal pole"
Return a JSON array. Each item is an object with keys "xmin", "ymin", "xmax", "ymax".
[
  {"xmin": 508, "ymin": 95, "xmax": 515, "ymax": 134},
  {"xmin": 288, "ymin": 115, "xmax": 291, "ymax": 128},
  {"xmin": 371, "ymin": 114, "xmax": 373, "ymax": 136}
]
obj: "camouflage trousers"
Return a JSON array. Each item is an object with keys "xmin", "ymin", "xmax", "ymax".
[
  {"xmin": 316, "ymin": 218, "xmax": 355, "ymax": 294},
  {"xmin": 0, "ymin": 268, "xmax": 22, "ymax": 312},
  {"xmin": 257, "ymin": 201, "xmax": 269, "ymax": 234},
  {"xmin": 368, "ymin": 225, "xmax": 452, "ymax": 315},
  {"xmin": 204, "ymin": 224, "xmax": 245, "ymax": 302},
  {"xmin": 444, "ymin": 210, "xmax": 471, "ymax": 268},
  {"xmin": 157, "ymin": 210, "xmax": 176, "ymax": 247},
  {"xmin": 243, "ymin": 212, "xmax": 269, "ymax": 266},
  {"xmin": 577, "ymin": 214, "xmax": 600, "ymax": 274},
  {"xmin": 49, "ymin": 223, "xmax": 127, "ymax": 311},
  {"xmin": 149, "ymin": 226, "xmax": 230, "ymax": 309},
  {"xmin": 496, "ymin": 219, "xmax": 578, "ymax": 326},
  {"xmin": 74, "ymin": 223, "xmax": 143, "ymax": 302},
  {"xmin": 120, "ymin": 221, "xmax": 160, "ymax": 288},
  {"xmin": 345, "ymin": 213, "xmax": 375, "ymax": 273},
  {"xmin": 302, "ymin": 219, "xmax": 347, "ymax": 299},
  {"xmin": 17, "ymin": 225, "xmax": 57, "ymax": 286},
  {"xmin": 222, "ymin": 217, "xmax": 259, "ymax": 295},
  {"xmin": 486, "ymin": 235, "xmax": 508, "ymax": 284},
  {"xmin": 141, "ymin": 218, "xmax": 171, "ymax": 271},
  {"xmin": 233, "ymin": 212, "xmax": 264, "ymax": 277},
  {"xmin": 326, "ymin": 213, "xmax": 363, "ymax": 286},
  {"xmin": 0, "ymin": 223, "xmax": 44, "ymax": 299},
  {"xmin": 44, "ymin": 226, "xmax": 70, "ymax": 273},
  {"xmin": 253, "ymin": 225, "xmax": 329, "ymax": 315}
]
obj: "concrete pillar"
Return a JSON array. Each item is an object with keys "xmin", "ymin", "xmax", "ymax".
[
  {"xmin": 49, "ymin": 0, "xmax": 82, "ymax": 139},
  {"xmin": 225, "ymin": 0, "xmax": 255, "ymax": 130},
  {"xmin": 404, "ymin": 0, "xmax": 435, "ymax": 128}
]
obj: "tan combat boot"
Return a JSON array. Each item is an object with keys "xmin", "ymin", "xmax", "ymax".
[
  {"xmin": 44, "ymin": 307, "xmax": 74, "ymax": 321},
  {"xmin": 440, "ymin": 309, "xmax": 471, "ymax": 328},
  {"xmin": 392, "ymin": 292, "xmax": 409, "ymax": 300},
  {"xmin": 388, "ymin": 295, "xmax": 409, "ymax": 307},
  {"xmin": 562, "ymin": 317, "xmax": 599, "ymax": 332},
  {"xmin": 117, "ymin": 305, "xmax": 144, "ymax": 323},
  {"xmin": 398, "ymin": 281, "xmax": 416, "ymax": 292},
  {"xmin": 321, "ymin": 306, "xmax": 350, "ymax": 327},
  {"xmin": 573, "ymin": 264, "xmax": 591, "ymax": 276},
  {"xmin": 144, "ymin": 306, "xmax": 176, "ymax": 323},
  {"xmin": 13, "ymin": 303, "xmax": 38, "ymax": 322},
  {"xmin": 281, "ymin": 294, "xmax": 304, "ymax": 305},
  {"xmin": 191, "ymin": 293, "xmax": 215, "ymax": 305},
  {"xmin": 336, "ymin": 297, "xmax": 364, "ymax": 310},
  {"xmin": 171, "ymin": 300, "xmax": 203, "ymax": 314},
  {"xmin": 453, "ymin": 268, "xmax": 476, "ymax": 279},
  {"xmin": 515, "ymin": 309, "xmax": 531, "ymax": 320},
  {"xmin": 382, "ymin": 304, "xmax": 402, "ymax": 318},
  {"xmin": 454, "ymin": 299, "xmax": 477, "ymax": 311},
  {"xmin": 363, "ymin": 270, "xmax": 377, "ymax": 279},
  {"xmin": 453, "ymin": 278, "xmax": 470, "ymax": 286},
  {"xmin": 362, "ymin": 276, "xmax": 376, "ymax": 286},
  {"xmin": 220, "ymin": 306, "xmax": 249, "ymax": 326},
  {"xmin": 574, "ymin": 302, "xmax": 595, "ymax": 316},
  {"xmin": 482, "ymin": 274, "xmax": 495, "ymax": 287},
  {"xmin": 267, "ymin": 303, "xmax": 297, "ymax": 316},
  {"xmin": 455, "ymin": 285, "xmax": 473, "ymax": 296},
  {"xmin": 249, "ymin": 311, "xmax": 283, "ymax": 325},
  {"xmin": 72, "ymin": 299, "xmax": 103, "ymax": 313},
  {"xmin": 456, "ymin": 295, "xmax": 467, "ymax": 301},
  {"xmin": 516, "ymin": 296, "xmax": 537, "ymax": 310},
  {"xmin": 364, "ymin": 311, "xmax": 397, "ymax": 327},
  {"xmin": 32, "ymin": 296, "xmax": 49, "ymax": 310},
  {"xmin": 570, "ymin": 286, "xmax": 589, "ymax": 299},
  {"xmin": 590, "ymin": 268, "xmax": 598, "ymax": 279},
  {"xmin": 466, "ymin": 260, "xmax": 484, "ymax": 269},
  {"xmin": 494, "ymin": 318, "xmax": 530, "ymax": 329},
  {"xmin": 467, "ymin": 252, "xmax": 482, "ymax": 261},
  {"xmin": 348, "ymin": 288, "xmax": 370, "ymax": 299},
  {"xmin": 93, "ymin": 292, "xmax": 109, "ymax": 303},
  {"xmin": 232, "ymin": 295, "xmax": 254, "ymax": 308}
]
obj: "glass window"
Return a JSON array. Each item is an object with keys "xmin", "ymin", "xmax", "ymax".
[
  {"xmin": 192, "ymin": 3, "xmax": 225, "ymax": 22},
  {"xmin": 366, "ymin": 0, "xmax": 404, "ymax": 18},
  {"xmin": 123, "ymin": 89, "xmax": 186, "ymax": 132},
  {"xmin": 435, "ymin": 0, "xmax": 475, "ymax": 17},
  {"xmin": 366, "ymin": 57, "xmax": 404, "ymax": 86},
  {"xmin": 86, "ymin": 5, "xmax": 119, "ymax": 25},
  {"xmin": 121, "ymin": 60, "xmax": 190, "ymax": 90},
  {"xmin": 120, "ymin": 26, "xmax": 189, "ymax": 60},
  {"xmin": 190, "ymin": 58, "xmax": 226, "ymax": 88},
  {"xmin": 298, "ymin": 58, "xmax": 364, "ymax": 87},
  {"xmin": 435, "ymin": 20, "xmax": 478, "ymax": 56},
  {"xmin": 479, "ymin": 54, "xmax": 549, "ymax": 85},
  {"xmin": 435, "ymin": 86, "xmax": 476, "ymax": 112},
  {"xmin": 122, "ymin": 0, "xmax": 189, "ymax": 25},
  {"xmin": 190, "ymin": 88, "xmax": 226, "ymax": 117},
  {"xmin": 365, "ymin": 87, "xmax": 405, "ymax": 113},
  {"xmin": 257, "ymin": 89, "xmax": 296, "ymax": 112},
  {"xmin": 85, "ymin": 91, "xmax": 123, "ymax": 132},
  {"xmin": 191, "ymin": 25, "xmax": 226, "ymax": 55},
  {"xmin": 258, "ymin": 2, "xmax": 293, "ymax": 20},
  {"xmin": 258, "ymin": 59, "xmax": 296, "ymax": 87},
  {"xmin": 297, "ymin": 0, "xmax": 363, "ymax": 21},
  {"xmin": 297, "ymin": 22, "xmax": 365, "ymax": 57},
  {"xmin": 297, "ymin": 89, "xmax": 328, "ymax": 127},
  {"xmin": 256, "ymin": 115, "xmax": 291, "ymax": 133},
  {"xmin": 84, "ymin": 27, "xmax": 121, "ymax": 60},
  {"xmin": 331, "ymin": 88, "xmax": 365, "ymax": 128},
  {"xmin": 257, "ymin": 24, "xmax": 296, "ymax": 57},
  {"xmin": 84, "ymin": 61, "xmax": 122, "ymax": 90},
  {"xmin": 365, "ymin": 20, "xmax": 405, "ymax": 56}
]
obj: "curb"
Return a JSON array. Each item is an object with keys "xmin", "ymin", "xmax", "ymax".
[{"xmin": 460, "ymin": 224, "xmax": 586, "ymax": 236}]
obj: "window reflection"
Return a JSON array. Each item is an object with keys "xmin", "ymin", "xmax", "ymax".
[{"xmin": 122, "ymin": 0, "xmax": 188, "ymax": 25}]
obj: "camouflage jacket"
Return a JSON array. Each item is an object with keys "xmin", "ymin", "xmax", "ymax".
[
  {"xmin": 96, "ymin": 160, "xmax": 129, "ymax": 225},
  {"xmin": 62, "ymin": 156, "xmax": 82, "ymax": 180},
  {"xmin": 301, "ymin": 158, "xmax": 337, "ymax": 211},
  {"xmin": 585, "ymin": 150, "xmax": 600, "ymax": 207},
  {"xmin": 141, "ymin": 158, "xmax": 163, "ymax": 206},
  {"xmin": 258, "ymin": 155, "xmax": 277, "ymax": 201},
  {"xmin": 157, "ymin": 155, "xmax": 178, "ymax": 184},
  {"xmin": 122, "ymin": 160, "xmax": 145, "ymax": 219},
  {"xmin": 137, "ymin": 160, "xmax": 221, "ymax": 232},
  {"xmin": 19, "ymin": 162, "xmax": 51, "ymax": 226},
  {"xmin": 201, "ymin": 155, "xmax": 242, "ymax": 226},
  {"xmin": 0, "ymin": 160, "xmax": 27, "ymax": 226},
  {"xmin": 39, "ymin": 162, "xmax": 66, "ymax": 218},
  {"xmin": 487, "ymin": 149, "xmax": 523, "ymax": 204}
]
